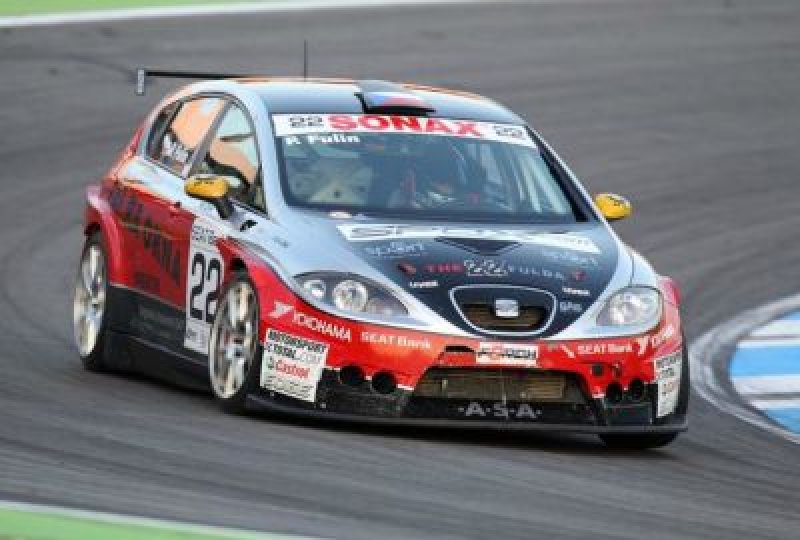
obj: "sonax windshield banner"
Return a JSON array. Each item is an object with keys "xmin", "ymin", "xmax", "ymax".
[{"xmin": 272, "ymin": 114, "xmax": 536, "ymax": 147}]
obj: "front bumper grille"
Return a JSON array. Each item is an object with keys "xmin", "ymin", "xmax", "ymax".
[
  {"xmin": 413, "ymin": 368, "xmax": 585, "ymax": 403},
  {"xmin": 450, "ymin": 285, "xmax": 555, "ymax": 335},
  {"xmin": 461, "ymin": 303, "xmax": 546, "ymax": 332}
]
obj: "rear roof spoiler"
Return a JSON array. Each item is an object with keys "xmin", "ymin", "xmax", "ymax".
[
  {"xmin": 356, "ymin": 79, "xmax": 435, "ymax": 115},
  {"xmin": 134, "ymin": 67, "xmax": 260, "ymax": 96}
]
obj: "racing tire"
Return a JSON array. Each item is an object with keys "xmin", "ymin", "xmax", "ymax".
[
  {"xmin": 208, "ymin": 271, "xmax": 261, "ymax": 414},
  {"xmin": 72, "ymin": 232, "xmax": 110, "ymax": 372}
]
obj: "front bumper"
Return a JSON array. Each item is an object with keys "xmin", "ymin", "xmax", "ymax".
[
  {"xmin": 246, "ymin": 392, "xmax": 688, "ymax": 435},
  {"xmin": 253, "ymin": 272, "xmax": 687, "ymax": 433},
  {"xmin": 248, "ymin": 365, "xmax": 687, "ymax": 434}
]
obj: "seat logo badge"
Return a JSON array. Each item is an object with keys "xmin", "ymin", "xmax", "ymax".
[{"xmin": 494, "ymin": 298, "xmax": 519, "ymax": 319}]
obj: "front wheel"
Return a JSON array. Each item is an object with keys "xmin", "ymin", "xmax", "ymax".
[
  {"xmin": 72, "ymin": 232, "xmax": 109, "ymax": 371},
  {"xmin": 208, "ymin": 272, "xmax": 261, "ymax": 413}
]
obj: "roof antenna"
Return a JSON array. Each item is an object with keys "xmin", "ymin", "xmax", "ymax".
[{"xmin": 303, "ymin": 40, "xmax": 309, "ymax": 79}]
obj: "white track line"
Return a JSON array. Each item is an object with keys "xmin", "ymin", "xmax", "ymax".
[
  {"xmin": 733, "ymin": 374, "xmax": 800, "ymax": 396},
  {"xmin": 749, "ymin": 319, "xmax": 800, "ymax": 337},
  {"xmin": 690, "ymin": 292, "xmax": 800, "ymax": 445},
  {"xmin": 737, "ymin": 337, "xmax": 800, "ymax": 347},
  {"xmin": 0, "ymin": 0, "xmax": 492, "ymax": 28},
  {"xmin": 750, "ymin": 398, "xmax": 800, "ymax": 410}
]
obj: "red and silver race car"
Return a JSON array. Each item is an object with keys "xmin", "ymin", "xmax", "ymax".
[{"xmin": 73, "ymin": 71, "xmax": 687, "ymax": 448}]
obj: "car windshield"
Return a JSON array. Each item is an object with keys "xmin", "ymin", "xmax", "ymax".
[{"xmin": 272, "ymin": 114, "xmax": 583, "ymax": 223}]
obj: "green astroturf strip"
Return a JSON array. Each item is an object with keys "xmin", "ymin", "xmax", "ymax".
[
  {"xmin": 0, "ymin": 508, "xmax": 298, "ymax": 540},
  {"xmin": 0, "ymin": 1, "xmax": 273, "ymax": 16}
]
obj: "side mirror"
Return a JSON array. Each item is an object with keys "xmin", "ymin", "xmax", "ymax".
[
  {"xmin": 185, "ymin": 174, "xmax": 235, "ymax": 219},
  {"xmin": 594, "ymin": 193, "xmax": 632, "ymax": 222}
]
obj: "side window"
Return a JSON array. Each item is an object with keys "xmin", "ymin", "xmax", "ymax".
[
  {"xmin": 146, "ymin": 102, "xmax": 179, "ymax": 158},
  {"xmin": 195, "ymin": 103, "xmax": 264, "ymax": 210},
  {"xmin": 149, "ymin": 97, "xmax": 225, "ymax": 175}
]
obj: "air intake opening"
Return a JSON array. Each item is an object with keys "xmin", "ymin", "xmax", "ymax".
[
  {"xmin": 606, "ymin": 383, "xmax": 624, "ymax": 405},
  {"xmin": 371, "ymin": 371, "xmax": 397, "ymax": 395},
  {"xmin": 627, "ymin": 379, "xmax": 646, "ymax": 403},
  {"xmin": 339, "ymin": 365, "xmax": 365, "ymax": 387}
]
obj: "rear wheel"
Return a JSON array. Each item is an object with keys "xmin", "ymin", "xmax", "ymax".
[
  {"xmin": 208, "ymin": 272, "xmax": 261, "ymax": 413},
  {"xmin": 72, "ymin": 232, "xmax": 109, "ymax": 371}
]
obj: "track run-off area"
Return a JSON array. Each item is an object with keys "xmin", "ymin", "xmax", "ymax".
[{"xmin": 1, "ymin": 1, "xmax": 799, "ymax": 538}]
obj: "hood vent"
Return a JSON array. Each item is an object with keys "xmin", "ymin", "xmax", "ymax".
[{"xmin": 436, "ymin": 237, "xmax": 520, "ymax": 256}]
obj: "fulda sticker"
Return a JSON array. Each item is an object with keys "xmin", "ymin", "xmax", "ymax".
[
  {"xmin": 261, "ymin": 328, "xmax": 330, "ymax": 402},
  {"xmin": 184, "ymin": 218, "xmax": 224, "ymax": 354},
  {"xmin": 476, "ymin": 343, "xmax": 538, "ymax": 366},
  {"xmin": 654, "ymin": 351, "xmax": 682, "ymax": 417}
]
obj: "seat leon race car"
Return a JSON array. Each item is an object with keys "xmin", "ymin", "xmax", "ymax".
[{"xmin": 73, "ymin": 74, "xmax": 688, "ymax": 448}]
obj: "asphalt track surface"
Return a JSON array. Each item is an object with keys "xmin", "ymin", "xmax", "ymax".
[{"xmin": 1, "ymin": 1, "xmax": 799, "ymax": 538}]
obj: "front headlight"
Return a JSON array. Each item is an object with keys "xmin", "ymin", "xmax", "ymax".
[
  {"xmin": 296, "ymin": 273, "xmax": 408, "ymax": 317},
  {"xmin": 596, "ymin": 286, "xmax": 662, "ymax": 328}
]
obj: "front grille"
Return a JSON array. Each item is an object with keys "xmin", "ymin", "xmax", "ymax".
[
  {"xmin": 461, "ymin": 303, "xmax": 547, "ymax": 332},
  {"xmin": 451, "ymin": 286, "xmax": 554, "ymax": 334},
  {"xmin": 413, "ymin": 368, "xmax": 576, "ymax": 402}
]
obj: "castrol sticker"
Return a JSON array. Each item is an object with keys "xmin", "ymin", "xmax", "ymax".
[
  {"xmin": 271, "ymin": 114, "xmax": 536, "ymax": 148},
  {"xmin": 261, "ymin": 328, "xmax": 329, "ymax": 402}
]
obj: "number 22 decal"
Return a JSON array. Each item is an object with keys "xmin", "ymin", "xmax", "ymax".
[
  {"xmin": 184, "ymin": 219, "xmax": 225, "ymax": 354},
  {"xmin": 189, "ymin": 252, "xmax": 221, "ymax": 323}
]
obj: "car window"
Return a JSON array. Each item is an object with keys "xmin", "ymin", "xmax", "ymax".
[
  {"xmin": 195, "ymin": 103, "xmax": 264, "ymax": 211},
  {"xmin": 272, "ymin": 113, "xmax": 582, "ymax": 223},
  {"xmin": 149, "ymin": 97, "xmax": 225, "ymax": 176},
  {"xmin": 146, "ymin": 102, "xmax": 179, "ymax": 158}
]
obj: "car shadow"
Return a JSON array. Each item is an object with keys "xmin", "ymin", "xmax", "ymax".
[
  {"xmin": 91, "ymin": 369, "xmax": 681, "ymax": 459},
  {"xmin": 249, "ymin": 409, "xmax": 682, "ymax": 459}
]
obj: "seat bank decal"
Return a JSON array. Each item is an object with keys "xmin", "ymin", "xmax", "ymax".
[{"xmin": 337, "ymin": 224, "xmax": 601, "ymax": 254}]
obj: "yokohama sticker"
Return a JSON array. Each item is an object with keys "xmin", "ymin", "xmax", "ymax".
[
  {"xmin": 654, "ymin": 351, "xmax": 682, "ymax": 418},
  {"xmin": 477, "ymin": 343, "xmax": 538, "ymax": 366},
  {"xmin": 261, "ymin": 328, "xmax": 330, "ymax": 402},
  {"xmin": 267, "ymin": 300, "xmax": 352, "ymax": 342},
  {"xmin": 272, "ymin": 114, "xmax": 536, "ymax": 147},
  {"xmin": 183, "ymin": 218, "xmax": 224, "ymax": 354}
]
